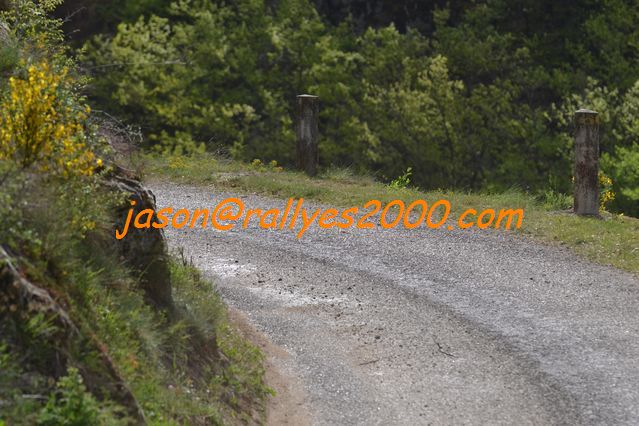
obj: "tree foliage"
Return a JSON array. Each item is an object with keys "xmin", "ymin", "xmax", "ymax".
[{"xmin": 78, "ymin": 0, "xmax": 639, "ymax": 215}]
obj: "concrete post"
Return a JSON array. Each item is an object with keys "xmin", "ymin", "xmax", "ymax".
[
  {"xmin": 573, "ymin": 109, "xmax": 600, "ymax": 216},
  {"xmin": 296, "ymin": 94, "xmax": 319, "ymax": 176}
]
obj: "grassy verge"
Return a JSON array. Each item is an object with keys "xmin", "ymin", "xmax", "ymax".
[
  {"xmin": 142, "ymin": 153, "xmax": 639, "ymax": 276},
  {"xmin": 1, "ymin": 248, "xmax": 270, "ymax": 425},
  {"xmin": 0, "ymin": 171, "xmax": 271, "ymax": 425}
]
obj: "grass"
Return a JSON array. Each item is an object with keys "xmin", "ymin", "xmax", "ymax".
[
  {"xmin": 142, "ymin": 153, "xmax": 639, "ymax": 276},
  {"xmin": 0, "ymin": 169, "xmax": 271, "ymax": 425},
  {"xmin": 1, "ymin": 247, "xmax": 270, "ymax": 425}
]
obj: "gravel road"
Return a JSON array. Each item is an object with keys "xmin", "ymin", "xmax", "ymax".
[{"xmin": 152, "ymin": 182, "xmax": 639, "ymax": 425}]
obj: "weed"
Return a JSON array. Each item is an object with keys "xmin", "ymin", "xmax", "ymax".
[
  {"xmin": 388, "ymin": 167, "xmax": 413, "ymax": 189},
  {"xmin": 599, "ymin": 171, "xmax": 615, "ymax": 211},
  {"xmin": 38, "ymin": 368, "xmax": 103, "ymax": 426}
]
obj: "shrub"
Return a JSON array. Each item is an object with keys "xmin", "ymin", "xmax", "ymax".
[
  {"xmin": 0, "ymin": 60, "xmax": 98, "ymax": 177},
  {"xmin": 37, "ymin": 368, "xmax": 102, "ymax": 426},
  {"xmin": 601, "ymin": 143, "xmax": 639, "ymax": 216},
  {"xmin": 388, "ymin": 167, "xmax": 412, "ymax": 189}
]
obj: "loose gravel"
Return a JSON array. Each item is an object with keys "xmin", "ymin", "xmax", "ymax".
[{"xmin": 153, "ymin": 182, "xmax": 639, "ymax": 425}]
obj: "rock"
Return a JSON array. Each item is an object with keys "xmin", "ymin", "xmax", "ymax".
[{"xmin": 109, "ymin": 172, "xmax": 173, "ymax": 309}]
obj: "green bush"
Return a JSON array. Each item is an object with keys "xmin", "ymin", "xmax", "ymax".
[
  {"xmin": 602, "ymin": 144, "xmax": 639, "ymax": 216},
  {"xmin": 38, "ymin": 368, "xmax": 103, "ymax": 426},
  {"xmin": 80, "ymin": 0, "xmax": 589, "ymax": 199}
]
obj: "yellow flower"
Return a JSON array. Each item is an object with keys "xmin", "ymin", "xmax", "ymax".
[{"xmin": 0, "ymin": 61, "xmax": 96, "ymax": 177}]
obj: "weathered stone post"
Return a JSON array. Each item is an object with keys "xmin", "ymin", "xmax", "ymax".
[
  {"xmin": 296, "ymin": 94, "xmax": 319, "ymax": 176},
  {"xmin": 573, "ymin": 109, "xmax": 600, "ymax": 216}
]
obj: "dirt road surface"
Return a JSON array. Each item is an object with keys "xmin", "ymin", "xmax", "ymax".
[{"xmin": 153, "ymin": 182, "xmax": 639, "ymax": 425}]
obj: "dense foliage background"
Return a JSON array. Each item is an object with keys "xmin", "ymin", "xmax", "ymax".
[{"xmin": 44, "ymin": 0, "xmax": 639, "ymax": 215}]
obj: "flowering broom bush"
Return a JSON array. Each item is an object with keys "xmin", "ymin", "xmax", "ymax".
[{"xmin": 0, "ymin": 60, "xmax": 99, "ymax": 177}]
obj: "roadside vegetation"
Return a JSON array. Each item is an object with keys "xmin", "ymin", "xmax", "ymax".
[
  {"xmin": 0, "ymin": 1, "xmax": 269, "ymax": 424},
  {"xmin": 74, "ymin": 0, "xmax": 639, "ymax": 218},
  {"xmin": 143, "ymin": 153, "xmax": 639, "ymax": 276}
]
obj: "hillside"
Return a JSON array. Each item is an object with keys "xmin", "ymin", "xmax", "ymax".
[{"xmin": 0, "ymin": 2, "xmax": 269, "ymax": 424}]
